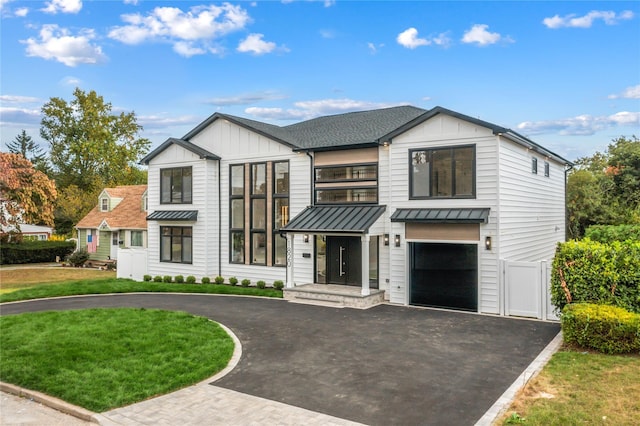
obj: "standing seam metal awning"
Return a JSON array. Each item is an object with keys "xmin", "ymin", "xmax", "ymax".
[
  {"xmin": 146, "ymin": 210, "xmax": 198, "ymax": 221},
  {"xmin": 282, "ymin": 205, "xmax": 386, "ymax": 234},
  {"xmin": 390, "ymin": 208, "xmax": 490, "ymax": 223}
]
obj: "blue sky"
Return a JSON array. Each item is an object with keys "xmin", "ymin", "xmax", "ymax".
[{"xmin": 1, "ymin": 0, "xmax": 639, "ymax": 162}]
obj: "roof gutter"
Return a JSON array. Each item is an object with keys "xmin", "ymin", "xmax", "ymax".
[{"xmin": 496, "ymin": 131, "xmax": 573, "ymax": 166}]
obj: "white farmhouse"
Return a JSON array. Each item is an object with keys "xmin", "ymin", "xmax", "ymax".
[{"xmin": 140, "ymin": 106, "xmax": 571, "ymax": 316}]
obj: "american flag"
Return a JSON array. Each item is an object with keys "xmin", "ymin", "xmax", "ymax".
[{"xmin": 87, "ymin": 234, "xmax": 97, "ymax": 253}]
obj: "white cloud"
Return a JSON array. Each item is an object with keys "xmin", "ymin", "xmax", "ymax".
[
  {"xmin": 0, "ymin": 95, "xmax": 41, "ymax": 104},
  {"xmin": 368, "ymin": 42, "xmax": 385, "ymax": 54},
  {"xmin": 543, "ymin": 10, "xmax": 634, "ymax": 29},
  {"xmin": 608, "ymin": 85, "xmax": 640, "ymax": 99},
  {"xmin": 206, "ymin": 91, "xmax": 287, "ymax": 106},
  {"xmin": 319, "ymin": 29, "xmax": 336, "ymax": 39},
  {"xmin": 0, "ymin": 106, "xmax": 41, "ymax": 126},
  {"xmin": 15, "ymin": 7, "xmax": 27, "ymax": 16},
  {"xmin": 123, "ymin": 0, "xmax": 139, "ymax": 5},
  {"xmin": 396, "ymin": 28, "xmax": 451, "ymax": 49},
  {"xmin": 246, "ymin": 98, "xmax": 403, "ymax": 121},
  {"xmin": 138, "ymin": 114, "xmax": 199, "ymax": 129},
  {"xmin": 517, "ymin": 111, "xmax": 640, "ymax": 136},
  {"xmin": 60, "ymin": 76, "xmax": 82, "ymax": 86},
  {"xmin": 41, "ymin": 0, "xmax": 82, "ymax": 14},
  {"xmin": 22, "ymin": 24, "xmax": 107, "ymax": 67},
  {"xmin": 173, "ymin": 41, "xmax": 206, "ymax": 57},
  {"xmin": 237, "ymin": 33, "xmax": 276, "ymax": 55},
  {"xmin": 461, "ymin": 24, "xmax": 508, "ymax": 46}
]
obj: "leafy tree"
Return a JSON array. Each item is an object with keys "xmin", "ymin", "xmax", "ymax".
[
  {"xmin": 5, "ymin": 130, "xmax": 49, "ymax": 173},
  {"xmin": 0, "ymin": 152, "xmax": 57, "ymax": 228},
  {"xmin": 54, "ymin": 184, "xmax": 101, "ymax": 236},
  {"xmin": 40, "ymin": 88, "xmax": 150, "ymax": 192}
]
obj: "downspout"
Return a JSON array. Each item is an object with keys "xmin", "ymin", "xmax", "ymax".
[
  {"xmin": 564, "ymin": 162, "xmax": 574, "ymax": 242},
  {"xmin": 218, "ymin": 159, "xmax": 222, "ymax": 277}
]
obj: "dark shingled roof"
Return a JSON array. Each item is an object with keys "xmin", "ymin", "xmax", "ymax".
[
  {"xmin": 283, "ymin": 205, "xmax": 386, "ymax": 233},
  {"xmin": 140, "ymin": 138, "xmax": 219, "ymax": 165},
  {"xmin": 390, "ymin": 208, "xmax": 490, "ymax": 224},
  {"xmin": 146, "ymin": 210, "xmax": 198, "ymax": 221}
]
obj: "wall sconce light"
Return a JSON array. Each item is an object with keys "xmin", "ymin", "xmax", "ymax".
[
  {"xmin": 394, "ymin": 234, "xmax": 401, "ymax": 247},
  {"xmin": 303, "ymin": 234, "xmax": 309, "ymax": 243},
  {"xmin": 384, "ymin": 234, "xmax": 389, "ymax": 246},
  {"xmin": 382, "ymin": 141, "xmax": 389, "ymax": 147},
  {"xmin": 485, "ymin": 236, "xmax": 492, "ymax": 251}
]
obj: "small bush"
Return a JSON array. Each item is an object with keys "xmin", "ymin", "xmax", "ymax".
[
  {"xmin": 143, "ymin": 275, "xmax": 152, "ymax": 282},
  {"xmin": 186, "ymin": 275, "xmax": 196, "ymax": 284},
  {"xmin": 153, "ymin": 276, "xmax": 163, "ymax": 282},
  {"xmin": 174, "ymin": 275, "xmax": 184, "ymax": 283},
  {"xmin": 214, "ymin": 276, "xmax": 225, "ymax": 284},
  {"xmin": 66, "ymin": 250, "xmax": 90, "ymax": 267},
  {"xmin": 241, "ymin": 278, "xmax": 250, "ymax": 287},
  {"xmin": 229, "ymin": 277, "xmax": 238, "ymax": 286},
  {"xmin": 163, "ymin": 275, "xmax": 172, "ymax": 283},
  {"xmin": 273, "ymin": 280, "xmax": 284, "ymax": 290},
  {"xmin": 201, "ymin": 277, "xmax": 211, "ymax": 284},
  {"xmin": 256, "ymin": 280, "xmax": 266, "ymax": 289},
  {"xmin": 561, "ymin": 303, "xmax": 640, "ymax": 354}
]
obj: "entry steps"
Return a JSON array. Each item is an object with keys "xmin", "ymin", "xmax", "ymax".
[{"xmin": 284, "ymin": 284, "xmax": 385, "ymax": 309}]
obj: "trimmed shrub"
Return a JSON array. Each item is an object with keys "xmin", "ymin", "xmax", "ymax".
[
  {"xmin": 214, "ymin": 276, "xmax": 225, "ymax": 284},
  {"xmin": 201, "ymin": 277, "xmax": 211, "ymax": 284},
  {"xmin": 256, "ymin": 280, "xmax": 266, "ymax": 289},
  {"xmin": 153, "ymin": 276, "xmax": 163, "ymax": 282},
  {"xmin": 273, "ymin": 280, "xmax": 284, "ymax": 290},
  {"xmin": 66, "ymin": 249, "xmax": 90, "ymax": 267},
  {"xmin": 174, "ymin": 275, "xmax": 184, "ymax": 283},
  {"xmin": 241, "ymin": 278, "xmax": 250, "ymax": 287},
  {"xmin": 163, "ymin": 275, "xmax": 172, "ymax": 283},
  {"xmin": 551, "ymin": 239, "xmax": 640, "ymax": 313},
  {"xmin": 143, "ymin": 275, "xmax": 152, "ymax": 282},
  {"xmin": 1, "ymin": 240, "xmax": 75, "ymax": 265},
  {"xmin": 585, "ymin": 224, "xmax": 640, "ymax": 243},
  {"xmin": 229, "ymin": 277, "xmax": 238, "ymax": 286},
  {"xmin": 186, "ymin": 275, "xmax": 196, "ymax": 284},
  {"xmin": 561, "ymin": 303, "xmax": 640, "ymax": 354}
]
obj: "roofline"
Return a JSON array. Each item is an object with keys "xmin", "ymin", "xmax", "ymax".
[
  {"xmin": 139, "ymin": 138, "xmax": 220, "ymax": 165},
  {"xmin": 497, "ymin": 130, "xmax": 573, "ymax": 166},
  {"xmin": 293, "ymin": 142, "xmax": 380, "ymax": 153}
]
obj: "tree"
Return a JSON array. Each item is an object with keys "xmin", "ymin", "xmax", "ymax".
[
  {"xmin": 0, "ymin": 152, "xmax": 57, "ymax": 228},
  {"xmin": 40, "ymin": 88, "xmax": 150, "ymax": 192},
  {"xmin": 54, "ymin": 185, "xmax": 101, "ymax": 235},
  {"xmin": 5, "ymin": 130, "xmax": 49, "ymax": 173}
]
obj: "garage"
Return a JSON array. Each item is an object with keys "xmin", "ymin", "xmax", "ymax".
[{"xmin": 410, "ymin": 242, "xmax": 478, "ymax": 311}]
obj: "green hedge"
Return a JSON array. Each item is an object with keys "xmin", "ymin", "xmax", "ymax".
[
  {"xmin": 551, "ymin": 239, "xmax": 640, "ymax": 314},
  {"xmin": 561, "ymin": 303, "xmax": 640, "ymax": 354},
  {"xmin": 0, "ymin": 241, "xmax": 76, "ymax": 265},
  {"xmin": 584, "ymin": 224, "xmax": 640, "ymax": 243}
]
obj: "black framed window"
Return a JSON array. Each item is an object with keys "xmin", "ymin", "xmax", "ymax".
[
  {"xmin": 251, "ymin": 163, "xmax": 266, "ymax": 265},
  {"xmin": 229, "ymin": 164, "xmax": 244, "ymax": 264},
  {"xmin": 409, "ymin": 146, "xmax": 475, "ymax": 199},
  {"xmin": 315, "ymin": 164, "xmax": 377, "ymax": 182},
  {"xmin": 160, "ymin": 226, "xmax": 192, "ymax": 263},
  {"xmin": 544, "ymin": 161, "xmax": 550, "ymax": 177},
  {"xmin": 273, "ymin": 161, "xmax": 289, "ymax": 266},
  {"xmin": 161, "ymin": 167, "xmax": 192, "ymax": 204},
  {"xmin": 532, "ymin": 157, "xmax": 538, "ymax": 174},
  {"xmin": 315, "ymin": 187, "xmax": 378, "ymax": 204}
]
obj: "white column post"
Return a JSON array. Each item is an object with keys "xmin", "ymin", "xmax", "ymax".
[
  {"xmin": 361, "ymin": 234, "xmax": 370, "ymax": 296},
  {"xmin": 286, "ymin": 234, "xmax": 295, "ymax": 288}
]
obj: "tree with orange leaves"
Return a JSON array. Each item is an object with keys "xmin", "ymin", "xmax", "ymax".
[{"xmin": 0, "ymin": 152, "xmax": 57, "ymax": 229}]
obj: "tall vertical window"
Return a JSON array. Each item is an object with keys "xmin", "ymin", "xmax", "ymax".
[
  {"xmin": 251, "ymin": 163, "xmax": 266, "ymax": 264},
  {"xmin": 273, "ymin": 161, "xmax": 289, "ymax": 266},
  {"xmin": 409, "ymin": 146, "xmax": 475, "ymax": 199},
  {"xmin": 544, "ymin": 161, "xmax": 550, "ymax": 177},
  {"xmin": 161, "ymin": 167, "xmax": 192, "ymax": 204},
  {"xmin": 101, "ymin": 198, "xmax": 109, "ymax": 211},
  {"xmin": 532, "ymin": 157, "xmax": 538, "ymax": 174},
  {"xmin": 230, "ymin": 164, "xmax": 244, "ymax": 263},
  {"xmin": 160, "ymin": 226, "xmax": 192, "ymax": 263}
]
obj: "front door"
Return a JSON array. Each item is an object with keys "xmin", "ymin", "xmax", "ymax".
[
  {"xmin": 326, "ymin": 236, "xmax": 361, "ymax": 286},
  {"xmin": 111, "ymin": 231, "xmax": 119, "ymax": 260}
]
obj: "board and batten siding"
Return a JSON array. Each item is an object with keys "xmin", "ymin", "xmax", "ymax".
[
  {"xmin": 146, "ymin": 144, "xmax": 219, "ymax": 280},
  {"xmin": 383, "ymin": 114, "xmax": 500, "ymax": 313},
  {"xmin": 497, "ymin": 138, "xmax": 566, "ymax": 262},
  {"xmin": 190, "ymin": 119, "xmax": 313, "ymax": 285}
]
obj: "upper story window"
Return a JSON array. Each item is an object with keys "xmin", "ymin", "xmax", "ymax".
[
  {"xmin": 532, "ymin": 158, "xmax": 538, "ymax": 174},
  {"xmin": 409, "ymin": 145, "xmax": 475, "ymax": 199},
  {"xmin": 544, "ymin": 161, "xmax": 550, "ymax": 177},
  {"xmin": 100, "ymin": 198, "xmax": 109, "ymax": 211},
  {"xmin": 161, "ymin": 167, "xmax": 192, "ymax": 204},
  {"xmin": 315, "ymin": 164, "xmax": 377, "ymax": 182},
  {"xmin": 314, "ymin": 163, "xmax": 378, "ymax": 205}
]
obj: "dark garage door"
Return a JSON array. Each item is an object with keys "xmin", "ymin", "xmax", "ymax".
[{"xmin": 410, "ymin": 242, "xmax": 478, "ymax": 311}]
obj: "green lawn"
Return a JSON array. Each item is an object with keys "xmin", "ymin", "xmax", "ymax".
[
  {"xmin": 0, "ymin": 308, "xmax": 234, "ymax": 412},
  {"xmin": 501, "ymin": 349, "xmax": 640, "ymax": 425},
  {"xmin": 0, "ymin": 277, "xmax": 283, "ymax": 303}
]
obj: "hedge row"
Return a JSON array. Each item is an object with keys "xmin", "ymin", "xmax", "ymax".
[
  {"xmin": 584, "ymin": 224, "xmax": 640, "ymax": 243},
  {"xmin": 550, "ymin": 239, "xmax": 640, "ymax": 314},
  {"xmin": 0, "ymin": 241, "xmax": 76, "ymax": 265},
  {"xmin": 561, "ymin": 303, "xmax": 640, "ymax": 354}
]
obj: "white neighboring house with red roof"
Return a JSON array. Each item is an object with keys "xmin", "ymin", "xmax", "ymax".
[{"xmin": 75, "ymin": 185, "xmax": 148, "ymax": 261}]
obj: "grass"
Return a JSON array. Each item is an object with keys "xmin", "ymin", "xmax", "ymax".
[
  {"xmin": 0, "ymin": 308, "xmax": 234, "ymax": 412},
  {"xmin": 0, "ymin": 267, "xmax": 116, "ymax": 294},
  {"xmin": 499, "ymin": 348, "xmax": 640, "ymax": 425}
]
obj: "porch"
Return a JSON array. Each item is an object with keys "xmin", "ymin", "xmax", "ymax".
[{"xmin": 284, "ymin": 284, "xmax": 386, "ymax": 309}]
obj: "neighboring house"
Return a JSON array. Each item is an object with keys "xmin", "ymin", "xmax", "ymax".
[
  {"xmin": 76, "ymin": 185, "xmax": 148, "ymax": 261},
  {"xmin": 1, "ymin": 223, "xmax": 53, "ymax": 241},
  {"xmin": 140, "ymin": 106, "xmax": 571, "ymax": 315}
]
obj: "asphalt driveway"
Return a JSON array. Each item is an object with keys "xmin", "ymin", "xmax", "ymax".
[{"xmin": 1, "ymin": 294, "xmax": 559, "ymax": 425}]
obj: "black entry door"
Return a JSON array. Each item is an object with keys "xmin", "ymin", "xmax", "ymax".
[
  {"xmin": 410, "ymin": 243, "xmax": 478, "ymax": 311},
  {"xmin": 326, "ymin": 236, "xmax": 361, "ymax": 286}
]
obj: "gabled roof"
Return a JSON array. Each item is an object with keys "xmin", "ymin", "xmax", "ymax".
[
  {"xmin": 76, "ymin": 185, "xmax": 148, "ymax": 230},
  {"xmin": 140, "ymin": 138, "xmax": 220, "ymax": 165}
]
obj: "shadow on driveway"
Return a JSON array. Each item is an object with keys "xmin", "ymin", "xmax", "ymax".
[{"xmin": 1, "ymin": 294, "xmax": 559, "ymax": 425}]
